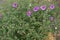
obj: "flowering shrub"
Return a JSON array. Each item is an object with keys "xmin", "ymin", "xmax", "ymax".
[{"xmin": 0, "ymin": 0, "xmax": 60, "ymax": 40}]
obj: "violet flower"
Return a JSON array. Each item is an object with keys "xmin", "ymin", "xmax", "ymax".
[
  {"xmin": 33, "ymin": 6, "xmax": 39, "ymax": 12},
  {"xmin": 40, "ymin": 5, "xmax": 46, "ymax": 10},
  {"xmin": 27, "ymin": 10, "xmax": 32, "ymax": 17},
  {"xmin": 49, "ymin": 16, "xmax": 54, "ymax": 21},
  {"xmin": 58, "ymin": 4, "xmax": 60, "ymax": 7},
  {"xmin": 50, "ymin": 4, "xmax": 55, "ymax": 10},
  {"xmin": 12, "ymin": 2, "xmax": 17, "ymax": 8}
]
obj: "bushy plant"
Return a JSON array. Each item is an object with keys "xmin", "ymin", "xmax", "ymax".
[{"xmin": 0, "ymin": 0, "xmax": 60, "ymax": 40}]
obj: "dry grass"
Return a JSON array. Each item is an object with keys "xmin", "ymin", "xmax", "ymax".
[{"xmin": 46, "ymin": 32, "xmax": 56, "ymax": 40}]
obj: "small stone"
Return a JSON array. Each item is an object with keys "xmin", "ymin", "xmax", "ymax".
[{"xmin": 55, "ymin": 27, "xmax": 57, "ymax": 29}]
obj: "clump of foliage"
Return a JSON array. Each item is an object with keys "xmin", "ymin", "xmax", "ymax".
[{"xmin": 0, "ymin": 0, "xmax": 60, "ymax": 40}]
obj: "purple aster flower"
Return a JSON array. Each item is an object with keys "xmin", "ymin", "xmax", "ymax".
[
  {"xmin": 50, "ymin": 4, "xmax": 55, "ymax": 10},
  {"xmin": 58, "ymin": 4, "xmax": 60, "ymax": 7},
  {"xmin": 33, "ymin": 6, "xmax": 39, "ymax": 12},
  {"xmin": 40, "ymin": 5, "xmax": 46, "ymax": 10},
  {"xmin": 27, "ymin": 10, "xmax": 32, "ymax": 17},
  {"xmin": 49, "ymin": 16, "xmax": 54, "ymax": 21},
  {"xmin": 12, "ymin": 2, "xmax": 17, "ymax": 8}
]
